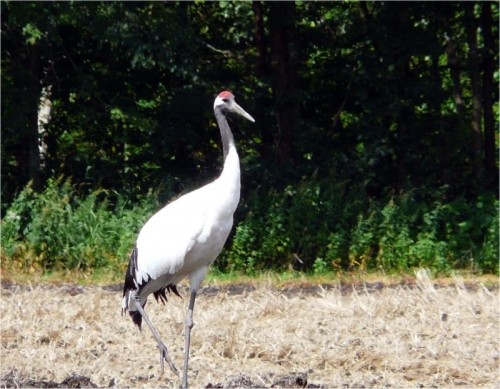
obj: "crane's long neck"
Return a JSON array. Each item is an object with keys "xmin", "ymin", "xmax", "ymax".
[
  {"xmin": 214, "ymin": 108, "xmax": 236, "ymax": 161},
  {"xmin": 214, "ymin": 108, "xmax": 240, "ymax": 204}
]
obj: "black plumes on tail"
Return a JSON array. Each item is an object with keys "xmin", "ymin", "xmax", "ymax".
[
  {"xmin": 130, "ymin": 309, "xmax": 143, "ymax": 329},
  {"xmin": 123, "ymin": 246, "xmax": 139, "ymax": 299},
  {"xmin": 122, "ymin": 246, "xmax": 181, "ymax": 330},
  {"xmin": 154, "ymin": 284, "xmax": 181, "ymax": 304},
  {"xmin": 123, "ymin": 246, "xmax": 143, "ymax": 329}
]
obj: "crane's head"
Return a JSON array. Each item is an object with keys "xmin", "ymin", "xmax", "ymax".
[{"xmin": 214, "ymin": 91, "xmax": 255, "ymax": 122}]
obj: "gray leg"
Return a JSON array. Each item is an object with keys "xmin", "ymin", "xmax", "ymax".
[
  {"xmin": 134, "ymin": 299, "xmax": 179, "ymax": 376},
  {"xmin": 181, "ymin": 291, "xmax": 197, "ymax": 389}
]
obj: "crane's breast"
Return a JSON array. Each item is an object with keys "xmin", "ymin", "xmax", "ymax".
[{"xmin": 185, "ymin": 215, "xmax": 233, "ymax": 268}]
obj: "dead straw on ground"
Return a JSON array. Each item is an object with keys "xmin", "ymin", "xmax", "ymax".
[{"xmin": 1, "ymin": 270, "xmax": 498, "ymax": 388}]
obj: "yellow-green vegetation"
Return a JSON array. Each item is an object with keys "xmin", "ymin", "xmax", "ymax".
[{"xmin": 2, "ymin": 258, "xmax": 498, "ymax": 294}]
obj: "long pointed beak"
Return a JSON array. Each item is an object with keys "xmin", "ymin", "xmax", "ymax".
[{"xmin": 232, "ymin": 102, "xmax": 255, "ymax": 123}]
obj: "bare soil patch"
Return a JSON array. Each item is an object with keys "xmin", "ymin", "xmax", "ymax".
[{"xmin": 1, "ymin": 272, "xmax": 498, "ymax": 388}]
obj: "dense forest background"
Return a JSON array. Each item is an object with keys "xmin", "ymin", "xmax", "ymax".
[{"xmin": 2, "ymin": 2, "xmax": 498, "ymax": 276}]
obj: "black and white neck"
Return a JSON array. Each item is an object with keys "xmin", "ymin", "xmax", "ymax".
[{"xmin": 214, "ymin": 107, "xmax": 236, "ymax": 162}]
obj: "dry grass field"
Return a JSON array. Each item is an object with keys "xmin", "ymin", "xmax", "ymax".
[{"xmin": 1, "ymin": 270, "xmax": 498, "ymax": 388}]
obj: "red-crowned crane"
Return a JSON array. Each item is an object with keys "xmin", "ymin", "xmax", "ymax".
[{"xmin": 122, "ymin": 91, "xmax": 254, "ymax": 388}]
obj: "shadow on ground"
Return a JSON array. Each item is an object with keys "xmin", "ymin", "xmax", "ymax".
[{"xmin": 1, "ymin": 369, "xmax": 322, "ymax": 388}]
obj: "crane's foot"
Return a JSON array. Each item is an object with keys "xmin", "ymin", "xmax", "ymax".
[{"xmin": 157, "ymin": 343, "xmax": 178, "ymax": 376}]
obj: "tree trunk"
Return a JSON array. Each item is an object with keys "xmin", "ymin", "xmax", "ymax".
[
  {"xmin": 464, "ymin": 4, "xmax": 484, "ymax": 188},
  {"xmin": 268, "ymin": 2, "xmax": 299, "ymax": 165},
  {"xmin": 481, "ymin": 2, "xmax": 497, "ymax": 189},
  {"xmin": 37, "ymin": 85, "xmax": 52, "ymax": 171},
  {"xmin": 251, "ymin": 1, "xmax": 274, "ymax": 164},
  {"xmin": 26, "ymin": 42, "xmax": 44, "ymax": 191},
  {"xmin": 252, "ymin": 1, "xmax": 267, "ymax": 76},
  {"xmin": 442, "ymin": 22, "xmax": 466, "ymax": 117},
  {"xmin": 394, "ymin": 8, "xmax": 413, "ymax": 192}
]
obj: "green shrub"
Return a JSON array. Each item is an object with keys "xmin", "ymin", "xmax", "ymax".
[
  {"xmin": 481, "ymin": 206, "xmax": 499, "ymax": 273},
  {"xmin": 226, "ymin": 181, "xmax": 498, "ymax": 275},
  {"xmin": 1, "ymin": 178, "xmax": 158, "ymax": 272}
]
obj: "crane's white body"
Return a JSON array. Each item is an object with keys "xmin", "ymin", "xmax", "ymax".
[
  {"xmin": 122, "ymin": 146, "xmax": 240, "ymax": 309},
  {"xmin": 121, "ymin": 91, "xmax": 253, "ymax": 388}
]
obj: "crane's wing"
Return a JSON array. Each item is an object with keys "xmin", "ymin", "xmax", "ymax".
[
  {"xmin": 133, "ymin": 190, "xmax": 208, "ymax": 287},
  {"xmin": 122, "ymin": 179, "xmax": 236, "ymax": 321}
]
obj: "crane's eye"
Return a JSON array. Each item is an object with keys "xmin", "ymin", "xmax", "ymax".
[{"xmin": 222, "ymin": 98, "xmax": 229, "ymax": 103}]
